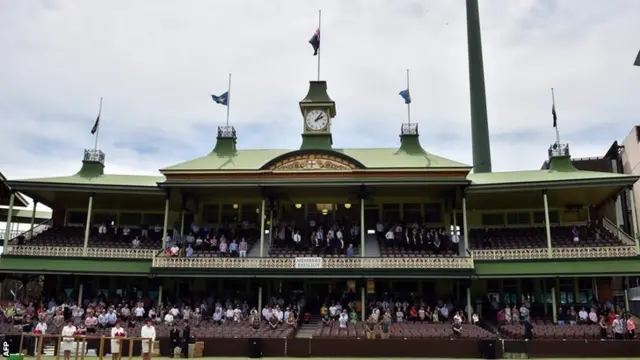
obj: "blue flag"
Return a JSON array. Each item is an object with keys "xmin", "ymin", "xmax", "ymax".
[
  {"xmin": 211, "ymin": 92, "xmax": 229, "ymax": 106},
  {"xmin": 399, "ymin": 89, "xmax": 411, "ymax": 104}
]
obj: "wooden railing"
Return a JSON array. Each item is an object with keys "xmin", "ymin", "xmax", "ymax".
[
  {"xmin": 152, "ymin": 256, "xmax": 474, "ymax": 269},
  {"xmin": 472, "ymin": 245, "xmax": 637, "ymax": 261},
  {"xmin": 5, "ymin": 245, "xmax": 157, "ymax": 259}
]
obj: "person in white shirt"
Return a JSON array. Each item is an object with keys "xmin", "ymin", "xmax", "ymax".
[
  {"xmin": 578, "ymin": 307, "xmax": 589, "ymax": 324},
  {"xmin": 226, "ymin": 307, "xmax": 234, "ymax": 321},
  {"xmin": 132, "ymin": 237, "xmax": 141, "ymax": 248},
  {"xmin": 339, "ymin": 310, "xmax": 349, "ymax": 328},
  {"xmin": 588, "ymin": 308, "xmax": 598, "ymax": 324},
  {"xmin": 98, "ymin": 223, "xmax": 107, "ymax": 235},
  {"xmin": 140, "ymin": 319, "xmax": 156, "ymax": 360},
  {"xmin": 385, "ymin": 230, "xmax": 395, "ymax": 246},
  {"xmin": 293, "ymin": 231, "xmax": 301, "ymax": 248},
  {"xmin": 34, "ymin": 319, "xmax": 47, "ymax": 355},
  {"xmin": 135, "ymin": 305, "xmax": 145, "ymax": 321},
  {"xmin": 164, "ymin": 312, "xmax": 174, "ymax": 325},
  {"xmin": 60, "ymin": 319, "xmax": 77, "ymax": 360},
  {"xmin": 111, "ymin": 320, "xmax": 126, "ymax": 360}
]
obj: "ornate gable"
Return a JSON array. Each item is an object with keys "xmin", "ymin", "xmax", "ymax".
[{"xmin": 268, "ymin": 153, "xmax": 358, "ymax": 172}]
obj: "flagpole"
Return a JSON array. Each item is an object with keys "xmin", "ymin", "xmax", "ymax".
[
  {"xmin": 317, "ymin": 10, "xmax": 321, "ymax": 81},
  {"xmin": 551, "ymin": 88, "xmax": 560, "ymax": 145},
  {"xmin": 226, "ymin": 73, "xmax": 232, "ymax": 127},
  {"xmin": 94, "ymin": 97, "xmax": 103, "ymax": 150},
  {"xmin": 406, "ymin": 69, "xmax": 411, "ymax": 125}
]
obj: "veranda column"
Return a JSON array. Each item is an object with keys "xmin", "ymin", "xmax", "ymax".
[
  {"xmin": 161, "ymin": 198, "xmax": 170, "ymax": 249},
  {"xmin": 259, "ymin": 199, "xmax": 266, "ymax": 257},
  {"xmin": 466, "ymin": 285, "xmax": 472, "ymax": 324},
  {"xmin": 77, "ymin": 283, "xmax": 84, "ymax": 306},
  {"xmin": 158, "ymin": 285, "xmax": 163, "ymax": 306},
  {"xmin": 361, "ymin": 285, "xmax": 366, "ymax": 321},
  {"xmin": 462, "ymin": 195, "xmax": 469, "ymax": 254},
  {"xmin": 360, "ymin": 198, "xmax": 365, "ymax": 257},
  {"xmin": 29, "ymin": 200, "xmax": 38, "ymax": 237},
  {"xmin": 82, "ymin": 194, "xmax": 94, "ymax": 256},
  {"xmin": 258, "ymin": 286, "xmax": 263, "ymax": 313},
  {"xmin": 551, "ymin": 286, "xmax": 557, "ymax": 323},
  {"xmin": 3, "ymin": 192, "xmax": 15, "ymax": 249},
  {"xmin": 180, "ymin": 210, "xmax": 185, "ymax": 236},
  {"xmin": 269, "ymin": 210, "xmax": 274, "ymax": 245},
  {"xmin": 624, "ymin": 277, "xmax": 630, "ymax": 311},
  {"xmin": 543, "ymin": 190, "xmax": 552, "ymax": 258},
  {"xmin": 628, "ymin": 186, "xmax": 639, "ymax": 253}
]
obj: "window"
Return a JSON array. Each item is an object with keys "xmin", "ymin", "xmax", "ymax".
[
  {"xmin": 67, "ymin": 211, "xmax": 87, "ymax": 224},
  {"xmin": 403, "ymin": 203, "xmax": 421, "ymax": 223},
  {"xmin": 382, "ymin": 203, "xmax": 400, "ymax": 222},
  {"xmin": 533, "ymin": 211, "xmax": 559, "ymax": 224},
  {"xmin": 221, "ymin": 204, "xmax": 238, "ymax": 223},
  {"xmin": 202, "ymin": 204, "xmax": 220, "ymax": 224},
  {"xmin": 241, "ymin": 204, "xmax": 260, "ymax": 224},
  {"xmin": 423, "ymin": 203, "xmax": 442, "ymax": 223},
  {"xmin": 481, "ymin": 213, "xmax": 504, "ymax": 226},
  {"xmin": 119, "ymin": 212, "xmax": 142, "ymax": 226},
  {"xmin": 143, "ymin": 213, "xmax": 164, "ymax": 226},
  {"xmin": 506, "ymin": 212, "xmax": 530, "ymax": 225}
]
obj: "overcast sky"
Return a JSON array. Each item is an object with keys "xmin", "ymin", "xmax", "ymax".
[{"xmin": 1, "ymin": 0, "xmax": 639, "ymax": 200}]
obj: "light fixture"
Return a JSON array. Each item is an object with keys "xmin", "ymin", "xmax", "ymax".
[
  {"xmin": 256, "ymin": 208, "xmax": 260, "ymax": 214},
  {"xmin": 295, "ymin": 203, "xmax": 302, "ymax": 209},
  {"xmin": 233, "ymin": 204, "xmax": 238, "ymax": 209},
  {"xmin": 322, "ymin": 209, "xmax": 328, "ymax": 215},
  {"xmin": 344, "ymin": 203, "xmax": 351, "ymax": 209},
  {"xmin": 316, "ymin": 204, "xmax": 333, "ymax": 212}
]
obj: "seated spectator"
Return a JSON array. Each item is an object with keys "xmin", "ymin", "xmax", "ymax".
[
  {"xmin": 338, "ymin": 310, "xmax": 348, "ymax": 328},
  {"xmin": 132, "ymin": 237, "xmax": 141, "ymax": 248},
  {"xmin": 578, "ymin": 307, "xmax": 588, "ymax": 324},
  {"xmin": 164, "ymin": 312, "xmax": 174, "ymax": 325},
  {"xmin": 268, "ymin": 314, "xmax": 279, "ymax": 330}
]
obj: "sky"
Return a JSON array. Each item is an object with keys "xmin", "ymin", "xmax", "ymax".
[{"xmin": 0, "ymin": 0, "xmax": 640, "ymax": 212}]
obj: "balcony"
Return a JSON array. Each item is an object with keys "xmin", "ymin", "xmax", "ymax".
[
  {"xmin": 5, "ymin": 246, "xmax": 157, "ymax": 259},
  {"xmin": 152, "ymin": 256, "xmax": 474, "ymax": 269},
  {"xmin": 472, "ymin": 245, "xmax": 637, "ymax": 261}
]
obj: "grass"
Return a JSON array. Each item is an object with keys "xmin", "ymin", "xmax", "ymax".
[{"xmin": 15, "ymin": 356, "xmax": 638, "ymax": 360}]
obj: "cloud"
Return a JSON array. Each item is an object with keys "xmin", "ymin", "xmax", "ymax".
[{"xmin": 1, "ymin": 0, "xmax": 639, "ymax": 211}]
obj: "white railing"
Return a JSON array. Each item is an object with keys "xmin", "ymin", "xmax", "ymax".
[
  {"xmin": 472, "ymin": 245, "xmax": 637, "ymax": 261},
  {"xmin": 602, "ymin": 217, "xmax": 636, "ymax": 246},
  {"xmin": 153, "ymin": 256, "xmax": 474, "ymax": 269},
  {"xmin": 6, "ymin": 246, "xmax": 157, "ymax": 259}
]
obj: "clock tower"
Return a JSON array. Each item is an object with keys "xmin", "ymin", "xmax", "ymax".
[{"xmin": 299, "ymin": 80, "xmax": 336, "ymax": 150}]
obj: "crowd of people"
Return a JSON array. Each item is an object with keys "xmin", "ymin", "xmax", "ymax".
[
  {"xmin": 269, "ymin": 219, "xmax": 362, "ymax": 256},
  {"xmin": 377, "ymin": 222, "xmax": 460, "ymax": 255}
]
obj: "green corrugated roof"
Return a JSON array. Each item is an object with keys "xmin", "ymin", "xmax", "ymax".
[
  {"xmin": 14, "ymin": 174, "xmax": 165, "ymax": 187},
  {"xmin": 468, "ymin": 168, "xmax": 637, "ymax": 185},
  {"xmin": 163, "ymin": 148, "xmax": 470, "ymax": 171}
]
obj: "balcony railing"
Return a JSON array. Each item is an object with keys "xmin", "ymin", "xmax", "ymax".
[
  {"xmin": 401, "ymin": 123, "xmax": 418, "ymax": 135},
  {"xmin": 217, "ymin": 125, "xmax": 236, "ymax": 138},
  {"xmin": 472, "ymin": 245, "xmax": 637, "ymax": 261},
  {"xmin": 152, "ymin": 256, "xmax": 474, "ymax": 269},
  {"xmin": 5, "ymin": 246, "xmax": 157, "ymax": 259}
]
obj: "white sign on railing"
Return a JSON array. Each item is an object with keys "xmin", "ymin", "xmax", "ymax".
[{"xmin": 294, "ymin": 257, "xmax": 324, "ymax": 269}]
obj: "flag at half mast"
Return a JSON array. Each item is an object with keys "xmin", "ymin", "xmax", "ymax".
[
  {"xmin": 399, "ymin": 89, "xmax": 411, "ymax": 105},
  {"xmin": 90, "ymin": 113, "xmax": 100, "ymax": 134},
  {"xmin": 211, "ymin": 92, "xmax": 229, "ymax": 106},
  {"xmin": 552, "ymin": 104, "xmax": 557, "ymax": 128},
  {"xmin": 309, "ymin": 28, "xmax": 320, "ymax": 56}
]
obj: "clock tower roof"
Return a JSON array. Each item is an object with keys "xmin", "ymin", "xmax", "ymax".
[{"xmin": 299, "ymin": 80, "xmax": 336, "ymax": 118}]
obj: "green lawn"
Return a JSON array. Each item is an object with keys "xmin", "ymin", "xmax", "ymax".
[{"xmin": 15, "ymin": 356, "xmax": 638, "ymax": 360}]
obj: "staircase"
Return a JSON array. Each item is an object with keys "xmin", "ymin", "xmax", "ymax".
[
  {"xmin": 364, "ymin": 233, "xmax": 380, "ymax": 257},
  {"xmin": 296, "ymin": 315, "xmax": 320, "ymax": 338}
]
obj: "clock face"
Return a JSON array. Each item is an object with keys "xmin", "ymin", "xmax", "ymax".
[{"xmin": 305, "ymin": 109, "xmax": 329, "ymax": 131}]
